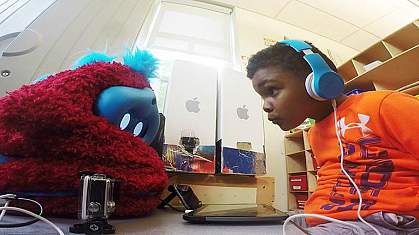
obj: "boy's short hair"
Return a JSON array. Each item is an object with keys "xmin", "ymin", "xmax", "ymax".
[{"xmin": 246, "ymin": 41, "xmax": 337, "ymax": 79}]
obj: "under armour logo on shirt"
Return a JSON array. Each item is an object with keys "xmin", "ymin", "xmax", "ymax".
[{"xmin": 338, "ymin": 114, "xmax": 373, "ymax": 138}]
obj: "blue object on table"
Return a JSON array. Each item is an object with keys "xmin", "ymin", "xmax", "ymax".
[
  {"xmin": 95, "ymin": 86, "xmax": 160, "ymax": 144},
  {"xmin": 345, "ymin": 89, "xmax": 365, "ymax": 96},
  {"xmin": 0, "ymin": 154, "xmax": 10, "ymax": 164}
]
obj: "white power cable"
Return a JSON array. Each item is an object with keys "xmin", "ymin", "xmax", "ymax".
[
  {"xmin": 0, "ymin": 194, "xmax": 64, "ymax": 235},
  {"xmin": 0, "ymin": 194, "xmax": 15, "ymax": 221},
  {"xmin": 282, "ymin": 213, "xmax": 365, "ymax": 235},
  {"xmin": 0, "ymin": 200, "xmax": 10, "ymax": 221},
  {"xmin": 0, "ymin": 196, "xmax": 44, "ymax": 221},
  {"xmin": 282, "ymin": 99, "xmax": 381, "ymax": 235},
  {"xmin": 0, "ymin": 206, "xmax": 64, "ymax": 235}
]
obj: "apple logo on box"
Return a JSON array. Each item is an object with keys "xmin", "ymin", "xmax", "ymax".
[
  {"xmin": 237, "ymin": 105, "xmax": 249, "ymax": 120},
  {"xmin": 185, "ymin": 97, "xmax": 200, "ymax": 113}
]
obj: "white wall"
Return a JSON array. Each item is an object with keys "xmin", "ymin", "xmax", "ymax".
[
  {"xmin": 0, "ymin": 0, "xmax": 154, "ymax": 97},
  {"xmin": 234, "ymin": 8, "xmax": 359, "ymax": 69}
]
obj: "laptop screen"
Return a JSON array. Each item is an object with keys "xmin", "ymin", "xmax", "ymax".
[{"xmin": 193, "ymin": 204, "xmax": 288, "ymax": 217}]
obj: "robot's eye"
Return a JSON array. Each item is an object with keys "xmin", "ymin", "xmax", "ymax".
[
  {"xmin": 120, "ymin": 113, "xmax": 131, "ymax": 130},
  {"xmin": 133, "ymin": 122, "xmax": 144, "ymax": 137}
]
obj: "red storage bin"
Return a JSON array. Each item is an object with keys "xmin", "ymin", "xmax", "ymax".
[
  {"xmin": 295, "ymin": 193, "xmax": 308, "ymax": 209},
  {"xmin": 289, "ymin": 174, "xmax": 308, "ymax": 191}
]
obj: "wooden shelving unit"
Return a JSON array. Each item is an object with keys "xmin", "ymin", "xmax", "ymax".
[
  {"xmin": 397, "ymin": 80, "xmax": 419, "ymax": 95},
  {"xmin": 338, "ymin": 20, "xmax": 419, "ymax": 95},
  {"xmin": 285, "ymin": 129, "xmax": 317, "ymax": 210},
  {"xmin": 165, "ymin": 174, "xmax": 275, "ymax": 206}
]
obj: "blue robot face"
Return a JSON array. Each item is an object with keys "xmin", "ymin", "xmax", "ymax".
[{"xmin": 95, "ymin": 86, "xmax": 160, "ymax": 144}]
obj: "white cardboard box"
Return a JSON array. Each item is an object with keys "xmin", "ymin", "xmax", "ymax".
[
  {"xmin": 216, "ymin": 68, "xmax": 266, "ymax": 175},
  {"xmin": 163, "ymin": 60, "xmax": 217, "ymax": 173}
]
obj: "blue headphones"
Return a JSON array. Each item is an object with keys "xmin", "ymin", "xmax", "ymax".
[{"xmin": 279, "ymin": 40, "xmax": 344, "ymax": 101}]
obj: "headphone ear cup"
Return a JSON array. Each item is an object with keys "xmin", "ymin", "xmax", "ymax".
[
  {"xmin": 305, "ymin": 73, "xmax": 319, "ymax": 101},
  {"xmin": 305, "ymin": 72, "xmax": 327, "ymax": 101}
]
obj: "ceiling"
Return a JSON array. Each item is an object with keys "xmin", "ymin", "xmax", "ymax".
[{"xmin": 213, "ymin": 0, "xmax": 419, "ymax": 52}]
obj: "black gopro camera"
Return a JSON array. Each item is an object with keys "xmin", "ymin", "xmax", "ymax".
[{"xmin": 70, "ymin": 173, "xmax": 120, "ymax": 235}]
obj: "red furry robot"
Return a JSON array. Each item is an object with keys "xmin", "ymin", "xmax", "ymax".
[{"xmin": 0, "ymin": 49, "xmax": 168, "ymax": 217}]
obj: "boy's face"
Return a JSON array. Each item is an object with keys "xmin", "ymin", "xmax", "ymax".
[{"xmin": 252, "ymin": 66, "xmax": 315, "ymax": 131}]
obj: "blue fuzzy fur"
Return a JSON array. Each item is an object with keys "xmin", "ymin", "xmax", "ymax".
[
  {"xmin": 123, "ymin": 48, "xmax": 159, "ymax": 81},
  {"xmin": 33, "ymin": 49, "xmax": 158, "ymax": 85},
  {"xmin": 32, "ymin": 74, "xmax": 51, "ymax": 84},
  {"xmin": 72, "ymin": 51, "xmax": 116, "ymax": 69}
]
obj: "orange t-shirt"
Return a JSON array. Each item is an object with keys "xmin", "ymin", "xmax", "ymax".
[{"xmin": 305, "ymin": 91, "xmax": 419, "ymax": 226}]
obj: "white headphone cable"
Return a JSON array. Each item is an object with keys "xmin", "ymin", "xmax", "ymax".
[
  {"xmin": 282, "ymin": 99, "xmax": 381, "ymax": 235},
  {"xmin": 331, "ymin": 99, "xmax": 381, "ymax": 235}
]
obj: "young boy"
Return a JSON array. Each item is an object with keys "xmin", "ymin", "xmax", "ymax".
[{"xmin": 247, "ymin": 41, "xmax": 419, "ymax": 234}]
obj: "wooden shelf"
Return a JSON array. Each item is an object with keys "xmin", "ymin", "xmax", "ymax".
[
  {"xmin": 286, "ymin": 155, "xmax": 306, "ymax": 173},
  {"xmin": 339, "ymin": 20, "xmax": 419, "ymax": 93},
  {"xmin": 285, "ymin": 126, "xmax": 316, "ymax": 211},
  {"xmin": 302, "ymin": 129, "xmax": 311, "ymax": 151},
  {"xmin": 384, "ymin": 21, "xmax": 419, "ymax": 52},
  {"xmin": 288, "ymin": 170, "xmax": 307, "ymax": 174},
  {"xmin": 337, "ymin": 60, "xmax": 358, "ymax": 82},
  {"xmin": 345, "ymin": 45, "xmax": 419, "ymax": 91},
  {"xmin": 285, "ymin": 127, "xmax": 310, "ymax": 138},
  {"xmin": 382, "ymin": 41, "xmax": 403, "ymax": 57},
  {"xmin": 286, "ymin": 150, "xmax": 305, "ymax": 157},
  {"xmin": 287, "ymin": 191, "xmax": 307, "ymax": 211},
  {"xmin": 285, "ymin": 129, "xmax": 303, "ymax": 138},
  {"xmin": 397, "ymin": 80, "xmax": 419, "ymax": 95},
  {"xmin": 284, "ymin": 135, "xmax": 304, "ymax": 155},
  {"xmin": 353, "ymin": 41, "xmax": 392, "ymax": 73},
  {"xmin": 167, "ymin": 174, "xmax": 275, "ymax": 205}
]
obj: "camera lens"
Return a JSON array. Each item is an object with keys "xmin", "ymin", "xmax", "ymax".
[
  {"xmin": 107, "ymin": 201, "xmax": 116, "ymax": 213},
  {"xmin": 1, "ymin": 70, "xmax": 11, "ymax": 77},
  {"xmin": 88, "ymin": 202, "xmax": 101, "ymax": 213}
]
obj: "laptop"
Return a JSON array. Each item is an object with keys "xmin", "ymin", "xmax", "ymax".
[{"xmin": 182, "ymin": 204, "xmax": 288, "ymax": 224}]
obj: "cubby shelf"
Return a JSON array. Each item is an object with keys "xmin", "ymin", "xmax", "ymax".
[
  {"xmin": 285, "ymin": 129, "xmax": 317, "ymax": 210},
  {"xmin": 337, "ymin": 20, "xmax": 419, "ymax": 95}
]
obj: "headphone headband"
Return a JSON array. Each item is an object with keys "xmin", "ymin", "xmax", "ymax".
[
  {"xmin": 280, "ymin": 40, "xmax": 312, "ymax": 52},
  {"xmin": 279, "ymin": 40, "xmax": 344, "ymax": 100}
]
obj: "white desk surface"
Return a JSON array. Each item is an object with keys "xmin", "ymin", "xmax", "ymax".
[{"xmin": 1, "ymin": 209, "xmax": 304, "ymax": 235}]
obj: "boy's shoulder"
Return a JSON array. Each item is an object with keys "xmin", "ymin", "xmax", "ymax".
[
  {"xmin": 310, "ymin": 91, "xmax": 411, "ymax": 132},
  {"xmin": 343, "ymin": 91, "xmax": 406, "ymax": 109},
  {"xmin": 352, "ymin": 90, "xmax": 395, "ymax": 101},
  {"xmin": 344, "ymin": 90, "xmax": 409, "ymax": 110}
]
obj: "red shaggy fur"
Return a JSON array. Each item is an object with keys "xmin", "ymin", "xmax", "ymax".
[{"xmin": 0, "ymin": 62, "xmax": 168, "ymax": 217}]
